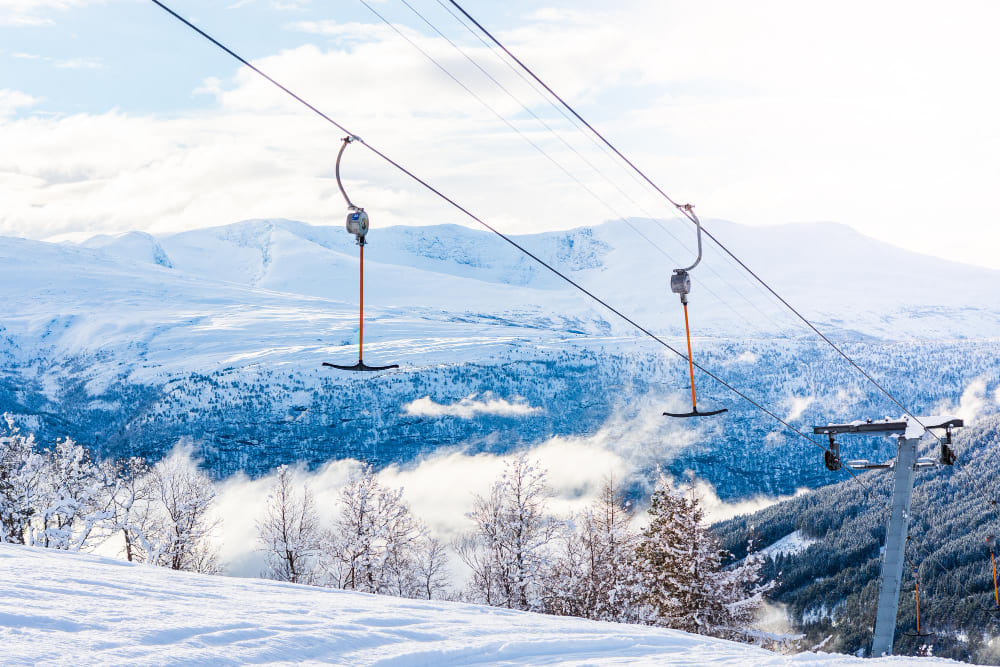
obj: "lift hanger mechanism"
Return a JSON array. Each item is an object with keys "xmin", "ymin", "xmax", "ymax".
[
  {"xmin": 323, "ymin": 136, "xmax": 399, "ymax": 372},
  {"xmin": 663, "ymin": 204, "xmax": 727, "ymax": 418}
]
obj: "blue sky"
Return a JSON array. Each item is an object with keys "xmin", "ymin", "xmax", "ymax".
[
  {"xmin": 3, "ymin": 0, "xmax": 1000, "ymax": 270},
  {"xmin": 1, "ymin": 1, "xmax": 570, "ymax": 115}
]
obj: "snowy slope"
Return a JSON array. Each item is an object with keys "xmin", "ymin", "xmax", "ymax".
[
  {"xmin": 0, "ymin": 229, "xmax": 595, "ymax": 380},
  {"xmin": 0, "ymin": 217, "xmax": 987, "ymax": 368},
  {"xmin": 0, "ymin": 545, "xmax": 949, "ymax": 666},
  {"xmin": 72, "ymin": 220, "xmax": 1000, "ymax": 338},
  {"xmin": 154, "ymin": 220, "xmax": 1000, "ymax": 337},
  {"xmin": 150, "ymin": 217, "xmax": 1000, "ymax": 341},
  {"xmin": 2, "ymin": 215, "xmax": 993, "ymax": 380},
  {"xmin": 3, "ymin": 217, "xmax": 999, "ymax": 489}
]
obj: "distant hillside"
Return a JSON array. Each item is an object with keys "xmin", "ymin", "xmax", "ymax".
[
  {"xmin": 70, "ymin": 217, "xmax": 1000, "ymax": 339},
  {"xmin": 714, "ymin": 415, "xmax": 1000, "ymax": 663},
  {"xmin": 1, "ymin": 218, "xmax": 998, "ymax": 497}
]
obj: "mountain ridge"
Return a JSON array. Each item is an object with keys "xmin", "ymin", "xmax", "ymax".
[{"xmin": 1, "ymin": 217, "xmax": 997, "ymax": 496}]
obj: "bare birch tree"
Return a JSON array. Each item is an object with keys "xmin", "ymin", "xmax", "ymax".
[{"xmin": 258, "ymin": 465, "xmax": 321, "ymax": 584}]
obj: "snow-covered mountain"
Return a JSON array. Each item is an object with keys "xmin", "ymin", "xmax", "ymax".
[
  {"xmin": 1, "ymin": 218, "xmax": 998, "ymax": 497},
  {"xmin": 0, "ymin": 545, "xmax": 951, "ymax": 665},
  {"xmin": 46, "ymin": 217, "xmax": 1000, "ymax": 345}
]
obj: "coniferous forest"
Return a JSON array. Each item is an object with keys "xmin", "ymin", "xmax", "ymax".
[{"xmin": 715, "ymin": 415, "xmax": 1000, "ymax": 663}]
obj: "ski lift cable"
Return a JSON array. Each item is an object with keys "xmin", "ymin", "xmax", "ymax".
[
  {"xmin": 146, "ymin": 0, "xmax": 870, "ymax": 490},
  {"xmin": 357, "ymin": 0, "xmax": 675, "ymax": 261},
  {"xmin": 359, "ymin": 0, "xmax": 776, "ymax": 338},
  {"xmin": 428, "ymin": 0, "xmax": 799, "ymax": 339},
  {"xmin": 433, "ymin": 0, "xmax": 869, "ymax": 351},
  {"xmin": 391, "ymin": 0, "xmax": 780, "ymax": 337},
  {"xmin": 433, "ymin": 0, "xmax": 662, "ymax": 195},
  {"xmin": 444, "ymin": 0, "xmax": 943, "ymax": 445}
]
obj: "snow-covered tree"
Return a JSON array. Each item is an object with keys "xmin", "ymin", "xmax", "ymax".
[
  {"xmin": 458, "ymin": 454, "xmax": 557, "ymax": 611},
  {"xmin": 258, "ymin": 465, "xmax": 321, "ymax": 585},
  {"xmin": 635, "ymin": 474, "xmax": 768, "ymax": 638},
  {"xmin": 0, "ymin": 427, "xmax": 44, "ymax": 544},
  {"xmin": 106, "ymin": 457, "xmax": 159, "ymax": 563},
  {"xmin": 324, "ymin": 466, "xmax": 424, "ymax": 596},
  {"xmin": 412, "ymin": 535, "xmax": 450, "ymax": 600},
  {"xmin": 714, "ymin": 531, "xmax": 773, "ymax": 641},
  {"xmin": 70, "ymin": 457, "xmax": 129, "ymax": 551},
  {"xmin": 545, "ymin": 476, "xmax": 642, "ymax": 622},
  {"xmin": 29, "ymin": 439, "xmax": 105, "ymax": 550},
  {"xmin": 148, "ymin": 445, "xmax": 220, "ymax": 573},
  {"xmin": 636, "ymin": 476, "xmax": 723, "ymax": 633}
]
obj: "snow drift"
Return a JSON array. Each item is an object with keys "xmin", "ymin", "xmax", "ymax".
[{"xmin": 0, "ymin": 545, "xmax": 953, "ymax": 665}]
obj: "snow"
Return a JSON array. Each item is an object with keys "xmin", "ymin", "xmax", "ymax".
[
  {"xmin": 4, "ymin": 217, "xmax": 999, "ymax": 398},
  {"xmin": 0, "ymin": 545, "xmax": 951, "ymax": 665},
  {"xmin": 819, "ymin": 416, "xmax": 959, "ymax": 441},
  {"xmin": 759, "ymin": 531, "xmax": 817, "ymax": 559}
]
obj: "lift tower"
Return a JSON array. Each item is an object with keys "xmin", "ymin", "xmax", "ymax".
[{"xmin": 813, "ymin": 416, "xmax": 961, "ymax": 658}]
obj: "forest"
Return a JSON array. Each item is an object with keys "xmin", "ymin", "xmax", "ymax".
[{"xmin": 715, "ymin": 414, "xmax": 1000, "ymax": 662}]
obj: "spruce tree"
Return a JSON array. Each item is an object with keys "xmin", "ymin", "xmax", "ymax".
[{"xmin": 636, "ymin": 475, "xmax": 728, "ymax": 634}]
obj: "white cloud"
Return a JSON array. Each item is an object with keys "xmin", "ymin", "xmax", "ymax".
[
  {"xmin": 53, "ymin": 57, "xmax": 102, "ymax": 70},
  {"xmin": 10, "ymin": 52, "xmax": 103, "ymax": 69},
  {"xmin": 271, "ymin": 0, "xmax": 310, "ymax": 10},
  {"xmin": 209, "ymin": 457, "xmax": 361, "ymax": 576},
  {"xmin": 0, "ymin": 33, "xmax": 634, "ymax": 240},
  {"xmin": 207, "ymin": 437, "xmax": 629, "ymax": 578},
  {"xmin": 687, "ymin": 477, "xmax": 808, "ymax": 524},
  {"xmin": 0, "ymin": 89, "xmax": 38, "ymax": 117},
  {"xmin": 4, "ymin": 1, "xmax": 1000, "ymax": 269},
  {"xmin": 935, "ymin": 377, "xmax": 997, "ymax": 426},
  {"xmin": 402, "ymin": 393, "xmax": 541, "ymax": 418},
  {"xmin": 0, "ymin": 0, "xmax": 103, "ymax": 26},
  {"xmin": 82, "ymin": 390, "xmax": 790, "ymax": 588},
  {"xmin": 205, "ymin": 390, "xmax": 735, "ymax": 580}
]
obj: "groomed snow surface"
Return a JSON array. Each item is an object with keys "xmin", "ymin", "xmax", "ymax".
[{"xmin": 1, "ymin": 546, "xmax": 950, "ymax": 666}]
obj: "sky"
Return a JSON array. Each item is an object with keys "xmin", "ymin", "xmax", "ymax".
[{"xmin": 2, "ymin": 0, "xmax": 999, "ymax": 269}]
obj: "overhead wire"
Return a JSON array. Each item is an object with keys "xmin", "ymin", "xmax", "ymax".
[
  {"xmin": 422, "ymin": 0, "xmax": 993, "ymax": 619},
  {"xmin": 444, "ymin": 0, "xmax": 943, "ymax": 444},
  {"xmin": 357, "ymin": 0, "xmax": 775, "ymax": 337},
  {"xmin": 358, "ymin": 0, "xmax": 675, "ymax": 260},
  {"xmin": 430, "ymin": 0, "xmax": 881, "ymax": 372},
  {"xmin": 146, "ymin": 0, "xmax": 869, "ymax": 491},
  {"xmin": 410, "ymin": 0, "xmax": 781, "ymax": 336}
]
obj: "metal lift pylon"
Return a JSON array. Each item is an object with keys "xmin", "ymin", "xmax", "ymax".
[{"xmin": 813, "ymin": 416, "xmax": 962, "ymax": 657}]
